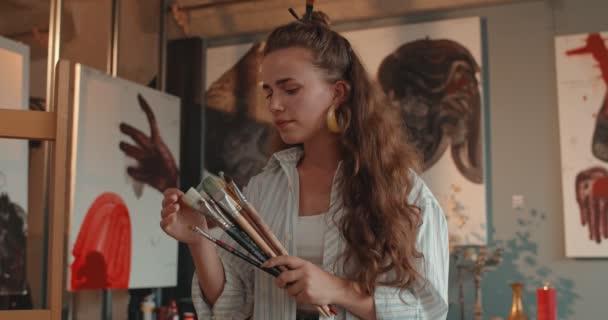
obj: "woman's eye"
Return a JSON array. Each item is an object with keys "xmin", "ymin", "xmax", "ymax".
[
  {"xmin": 265, "ymin": 93, "xmax": 273, "ymax": 99},
  {"xmin": 285, "ymin": 88, "xmax": 300, "ymax": 95}
]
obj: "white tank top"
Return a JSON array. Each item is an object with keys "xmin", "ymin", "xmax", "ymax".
[{"xmin": 295, "ymin": 212, "xmax": 327, "ymax": 311}]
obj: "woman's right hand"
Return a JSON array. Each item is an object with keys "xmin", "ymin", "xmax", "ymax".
[{"xmin": 160, "ymin": 188, "xmax": 208, "ymax": 245}]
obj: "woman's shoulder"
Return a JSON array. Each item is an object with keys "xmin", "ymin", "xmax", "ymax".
[
  {"xmin": 246, "ymin": 166, "xmax": 283, "ymax": 190},
  {"xmin": 246, "ymin": 146, "xmax": 302, "ymax": 188},
  {"xmin": 407, "ymin": 169, "xmax": 443, "ymax": 213},
  {"xmin": 243, "ymin": 153, "xmax": 292, "ymax": 196}
]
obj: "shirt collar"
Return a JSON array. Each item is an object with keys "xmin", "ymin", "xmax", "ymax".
[{"xmin": 262, "ymin": 146, "xmax": 304, "ymax": 170}]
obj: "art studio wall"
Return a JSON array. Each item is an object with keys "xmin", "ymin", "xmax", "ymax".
[
  {"xmin": 418, "ymin": 0, "xmax": 608, "ymax": 319},
  {"xmin": 204, "ymin": 1, "xmax": 608, "ymax": 319}
]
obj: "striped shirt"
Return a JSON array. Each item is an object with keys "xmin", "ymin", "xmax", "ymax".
[{"xmin": 192, "ymin": 147, "xmax": 449, "ymax": 320}]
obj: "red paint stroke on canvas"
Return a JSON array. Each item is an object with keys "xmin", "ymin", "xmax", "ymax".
[
  {"xmin": 71, "ymin": 192, "xmax": 131, "ymax": 290},
  {"xmin": 567, "ymin": 33, "xmax": 608, "ymax": 116},
  {"xmin": 592, "ymin": 177, "xmax": 608, "ymax": 197}
]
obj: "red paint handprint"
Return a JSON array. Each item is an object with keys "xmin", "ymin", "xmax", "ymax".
[
  {"xmin": 119, "ymin": 94, "xmax": 179, "ymax": 193},
  {"xmin": 575, "ymin": 167, "xmax": 608, "ymax": 243}
]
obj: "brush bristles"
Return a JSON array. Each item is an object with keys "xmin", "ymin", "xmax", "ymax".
[
  {"xmin": 202, "ymin": 176, "xmax": 225, "ymax": 202},
  {"xmin": 182, "ymin": 188, "xmax": 203, "ymax": 208},
  {"xmin": 195, "ymin": 180, "xmax": 206, "ymax": 193}
]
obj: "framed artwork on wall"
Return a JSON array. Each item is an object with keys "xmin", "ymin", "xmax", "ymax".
[
  {"xmin": 556, "ymin": 32, "xmax": 608, "ymax": 257},
  {"xmin": 343, "ymin": 16, "xmax": 488, "ymax": 246}
]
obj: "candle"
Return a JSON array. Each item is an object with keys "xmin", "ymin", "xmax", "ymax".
[{"xmin": 537, "ymin": 284, "xmax": 557, "ymax": 320}]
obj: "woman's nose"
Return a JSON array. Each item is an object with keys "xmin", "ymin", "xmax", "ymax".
[{"xmin": 268, "ymin": 96, "xmax": 285, "ymax": 112}]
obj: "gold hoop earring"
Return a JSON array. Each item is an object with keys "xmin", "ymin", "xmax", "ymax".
[{"xmin": 326, "ymin": 105, "xmax": 342, "ymax": 133}]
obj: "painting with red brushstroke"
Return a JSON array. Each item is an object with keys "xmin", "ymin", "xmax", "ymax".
[
  {"xmin": 67, "ymin": 65, "xmax": 180, "ymax": 290},
  {"xmin": 556, "ymin": 32, "xmax": 608, "ymax": 257}
]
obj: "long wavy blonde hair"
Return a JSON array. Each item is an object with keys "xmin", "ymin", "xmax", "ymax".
[{"xmin": 264, "ymin": 12, "xmax": 423, "ymax": 294}]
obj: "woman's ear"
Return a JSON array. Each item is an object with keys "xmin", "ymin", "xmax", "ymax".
[{"xmin": 332, "ymin": 80, "xmax": 351, "ymax": 108}]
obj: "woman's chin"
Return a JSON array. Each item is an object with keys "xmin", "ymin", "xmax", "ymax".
[{"xmin": 278, "ymin": 132, "xmax": 305, "ymax": 145}]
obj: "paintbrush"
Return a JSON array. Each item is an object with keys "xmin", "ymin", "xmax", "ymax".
[
  {"xmin": 305, "ymin": 0, "xmax": 314, "ymax": 20},
  {"xmin": 221, "ymin": 175, "xmax": 280, "ymax": 256},
  {"xmin": 195, "ymin": 183, "xmax": 276, "ymax": 266},
  {"xmin": 202, "ymin": 177, "xmax": 278, "ymax": 261},
  {"xmin": 225, "ymin": 175, "xmax": 288, "ymax": 256},
  {"xmin": 189, "ymin": 225, "xmax": 280, "ymax": 277},
  {"xmin": 203, "ymin": 177, "xmax": 335, "ymax": 317},
  {"xmin": 182, "ymin": 187, "xmax": 272, "ymax": 266},
  {"xmin": 188, "ymin": 226, "xmax": 336, "ymax": 318}
]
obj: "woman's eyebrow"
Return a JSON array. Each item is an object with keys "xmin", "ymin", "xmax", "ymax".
[{"xmin": 262, "ymin": 78, "xmax": 296, "ymax": 90}]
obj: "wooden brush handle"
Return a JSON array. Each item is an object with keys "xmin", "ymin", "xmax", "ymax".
[
  {"xmin": 240, "ymin": 207, "xmax": 277, "ymax": 255},
  {"xmin": 233, "ymin": 215, "xmax": 277, "ymax": 259},
  {"xmin": 243, "ymin": 203, "xmax": 289, "ymax": 256}
]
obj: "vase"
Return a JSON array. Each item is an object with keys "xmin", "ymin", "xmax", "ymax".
[{"xmin": 508, "ymin": 282, "xmax": 528, "ymax": 320}]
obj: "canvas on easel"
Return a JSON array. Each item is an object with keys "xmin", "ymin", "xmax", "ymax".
[{"xmin": 67, "ymin": 64, "xmax": 181, "ymax": 290}]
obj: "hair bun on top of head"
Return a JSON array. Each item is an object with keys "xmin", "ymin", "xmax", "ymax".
[
  {"xmin": 289, "ymin": 7, "xmax": 331, "ymax": 27},
  {"xmin": 307, "ymin": 11, "xmax": 331, "ymax": 27}
]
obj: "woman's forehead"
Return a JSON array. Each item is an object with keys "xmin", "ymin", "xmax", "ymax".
[{"xmin": 261, "ymin": 48, "xmax": 315, "ymax": 77}]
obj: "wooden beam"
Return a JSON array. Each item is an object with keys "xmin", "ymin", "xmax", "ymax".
[
  {"xmin": 0, "ymin": 109, "xmax": 56, "ymax": 140},
  {"xmin": 168, "ymin": 0, "xmax": 531, "ymax": 39},
  {"xmin": 47, "ymin": 59, "xmax": 72, "ymax": 320},
  {"xmin": 0, "ymin": 310, "xmax": 51, "ymax": 320}
]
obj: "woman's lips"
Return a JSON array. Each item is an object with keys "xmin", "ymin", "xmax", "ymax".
[{"xmin": 274, "ymin": 120, "xmax": 295, "ymax": 129}]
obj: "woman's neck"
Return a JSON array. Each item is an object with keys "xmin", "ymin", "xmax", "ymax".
[{"xmin": 300, "ymin": 134, "xmax": 341, "ymax": 171}]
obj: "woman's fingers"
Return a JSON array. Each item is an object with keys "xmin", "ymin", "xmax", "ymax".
[
  {"xmin": 161, "ymin": 203, "xmax": 180, "ymax": 219},
  {"xmin": 160, "ymin": 213, "xmax": 176, "ymax": 231},
  {"xmin": 276, "ymin": 269, "xmax": 304, "ymax": 289},
  {"xmin": 162, "ymin": 194, "xmax": 179, "ymax": 207}
]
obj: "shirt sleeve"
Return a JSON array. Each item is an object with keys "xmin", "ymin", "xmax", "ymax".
[{"xmin": 191, "ymin": 175, "xmax": 263, "ymax": 320}]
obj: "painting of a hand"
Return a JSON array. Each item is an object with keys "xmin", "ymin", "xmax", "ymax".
[
  {"xmin": 119, "ymin": 94, "xmax": 179, "ymax": 193},
  {"xmin": 575, "ymin": 166, "xmax": 608, "ymax": 243}
]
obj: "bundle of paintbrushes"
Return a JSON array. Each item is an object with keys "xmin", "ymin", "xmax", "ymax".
[{"xmin": 181, "ymin": 174, "xmax": 336, "ymax": 317}]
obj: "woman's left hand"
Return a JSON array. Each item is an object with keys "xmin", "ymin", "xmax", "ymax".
[{"xmin": 261, "ymin": 256, "xmax": 347, "ymax": 306}]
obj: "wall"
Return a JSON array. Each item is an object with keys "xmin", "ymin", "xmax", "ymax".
[{"xmin": 414, "ymin": 0, "xmax": 606, "ymax": 318}]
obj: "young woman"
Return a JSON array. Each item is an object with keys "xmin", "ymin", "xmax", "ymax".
[{"xmin": 160, "ymin": 11, "xmax": 449, "ymax": 320}]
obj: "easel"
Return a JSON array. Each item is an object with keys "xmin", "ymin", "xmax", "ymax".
[
  {"xmin": 0, "ymin": 61, "xmax": 71, "ymax": 320},
  {"xmin": 0, "ymin": 0, "xmax": 66, "ymax": 318}
]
